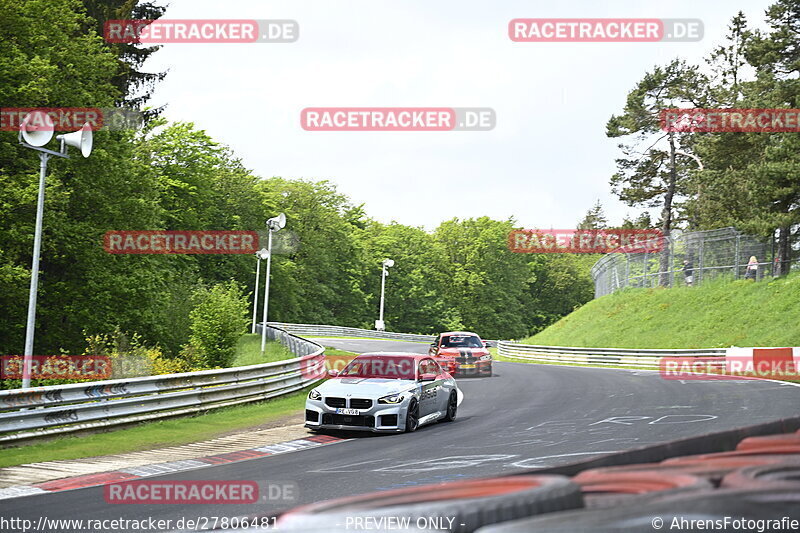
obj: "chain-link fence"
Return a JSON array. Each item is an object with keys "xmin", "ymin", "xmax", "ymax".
[{"xmin": 591, "ymin": 227, "xmax": 796, "ymax": 298}]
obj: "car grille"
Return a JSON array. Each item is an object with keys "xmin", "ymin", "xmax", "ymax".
[
  {"xmin": 325, "ymin": 397, "xmax": 346, "ymax": 408},
  {"xmin": 379, "ymin": 414, "xmax": 398, "ymax": 427},
  {"xmin": 305, "ymin": 410, "xmax": 319, "ymax": 422},
  {"xmin": 322, "ymin": 414, "xmax": 375, "ymax": 427},
  {"xmin": 349, "ymin": 398, "xmax": 372, "ymax": 409},
  {"xmin": 455, "ymin": 357, "xmax": 476, "ymax": 364}
]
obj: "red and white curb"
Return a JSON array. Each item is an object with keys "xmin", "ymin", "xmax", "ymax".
[{"xmin": 0, "ymin": 434, "xmax": 347, "ymax": 501}]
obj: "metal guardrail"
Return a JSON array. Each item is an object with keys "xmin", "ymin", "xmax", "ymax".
[
  {"xmin": 0, "ymin": 325, "xmax": 324, "ymax": 444},
  {"xmin": 497, "ymin": 341, "xmax": 725, "ymax": 369},
  {"xmin": 268, "ymin": 322, "xmax": 436, "ymax": 343}
]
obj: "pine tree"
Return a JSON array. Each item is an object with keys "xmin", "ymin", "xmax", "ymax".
[
  {"xmin": 81, "ymin": 0, "xmax": 167, "ymax": 113},
  {"xmin": 606, "ymin": 59, "xmax": 708, "ymax": 284},
  {"xmin": 577, "ymin": 200, "xmax": 608, "ymax": 229}
]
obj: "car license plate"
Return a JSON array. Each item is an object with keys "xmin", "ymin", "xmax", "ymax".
[
  {"xmin": 336, "ymin": 408, "xmax": 360, "ymax": 415},
  {"xmin": 460, "ymin": 364, "xmax": 476, "ymax": 369}
]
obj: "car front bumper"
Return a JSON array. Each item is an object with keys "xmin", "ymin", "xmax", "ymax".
[
  {"xmin": 439, "ymin": 359, "xmax": 492, "ymax": 377},
  {"xmin": 304, "ymin": 399, "xmax": 409, "ymax": 433}
]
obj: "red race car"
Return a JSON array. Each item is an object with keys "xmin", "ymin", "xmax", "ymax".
[{"xmin": 429, "ymin": 331, "xmax": 492, "ymax": 377}]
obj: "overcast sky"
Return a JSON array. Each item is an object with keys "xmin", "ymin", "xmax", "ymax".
[{"xmin": 145, "ymin": 0, "xmax": 773, "ymax": 230}]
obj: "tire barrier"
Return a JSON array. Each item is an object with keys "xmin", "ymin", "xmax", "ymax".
[
  {"xmin": 720, "ymin": 459, "xmax": 800, "ymax": 490},
  {"xmin": 271, "ymin": 427, "xmax": 800, "ymax": 533},
  {"xmin": 736, "ymin": 433, "xmax": 800, "ymax": 451},
  {"xmin": 473, "ymin": 488, "xmax": 800, "ymax": 532},
  {"xmin": 572, "ymin": 469, "xmax": 712, "ymax": 508},
  {"xmin": 572, "ymin": 456, "xmax": 800, "ymax": 487},
  {"xmin": 663, "ymin": 448, "xmax": 800, "ymax": 463},
  {"xmin": 276, "ymin": 476, "xmax": 584, "ymax": 533}
]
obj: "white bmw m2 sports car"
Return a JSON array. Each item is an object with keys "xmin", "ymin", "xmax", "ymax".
[{"xmin": 304, "ymin": 352, "xmax": 460, "ymax": 433}]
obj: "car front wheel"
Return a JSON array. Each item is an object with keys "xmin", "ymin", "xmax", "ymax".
[
  {"xmin": 444, "ymin": 391, "xmax": 457, "ymax": 422},
  {"xmin": 405, "ymin": 398, "xmax": 419, "ymax": 432}
]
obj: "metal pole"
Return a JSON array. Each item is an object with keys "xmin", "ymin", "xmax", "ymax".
[
  {"xmin": 698, "ymin": 239, "xmax": 704, "ymax": 285},
  {"xmin": 22, "ymin": 153, "xmax": 50, "ymax": 389},
  {"xmin": 251, "ymin": 256, "xmax": 261, "ymax": 334},
  {"xmin": 379, "ymin": 264, "xmax": 387, "ymax": 324},
  {"xmin": 260, "ymin": 229, "xmax": 273, "ymax": 354}
]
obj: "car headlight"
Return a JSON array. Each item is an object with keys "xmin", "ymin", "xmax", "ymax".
[
  {"xmin": 480, "ymin": 354, "xmax": 492, "ymax": 361},
  {"xmin": 308, "ymin": 389, "xmax": 321, "ymax": 400},
  {"xmin": 378, "ymin": 393, "xmax": 404, "ymax": 404}
]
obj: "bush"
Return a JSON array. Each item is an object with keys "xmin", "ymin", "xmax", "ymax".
[{"xmin": 188, "ymin": 281, "xmax": 250, "ymax": 368}]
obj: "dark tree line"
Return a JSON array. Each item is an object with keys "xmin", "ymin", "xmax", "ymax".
[
  {"xmin": 607, "ymin": 1, "xmax": 800, "ymax": 279},
  {"xmin": 0, "ymin": 0, "xmax": 594, "ymax": 367}
]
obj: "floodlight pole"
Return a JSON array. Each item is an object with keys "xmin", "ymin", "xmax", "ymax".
[
  {"xmin": 21, "ymin": 146, "xmax": 68, "ymax": 389},
  {"xmin": 251, "ymin": 251, "xmax": 264, "ymax": 334},
  {"xmin": 260, "ymin": 230, "xmax": 274, "ymax": 353},
  {"xmin": 260, "ymin": 215, "xmax": 285, "ymax": 354},
  {"xmin": 379, "ymin": 263, "xmax": 388, "ymax": 325},
  {"xmin": 18, "ymin": 112, "xmax": 92, "ymax": 389},
  {"xmin": 377, "ymin": 259, "xmax": 393, "ymax": 331}
]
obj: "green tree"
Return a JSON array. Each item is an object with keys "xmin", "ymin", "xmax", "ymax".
[
  {"xmin": 364, "ymin": 222, "xmax": 456, "ymax": 333},
  {"xmin": 577, "ymin": 200, "xmax": 608, "ymax": 229},
  {"xmin": 255, "ymin": 179, "xmax": 372, "ymax": 327},
  {"xmin": 434, "ymin": 217, "xmax": 532, "ymax": 339},
  {"xmin": 688, "ymin": 1, "xmax": 799, "ymax": 273},
  {"xmin": 80, "ymin": 0, "xmax": 167, "ymax": 111},
  {"xmin": 188, "ymin": 281, "xmax": 250, "ymax": 368},
  {"xmin": 607, "ymin": 59, "xmax": 708, "ymax": 284}
]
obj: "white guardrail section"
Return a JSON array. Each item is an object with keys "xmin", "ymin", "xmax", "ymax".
[
  {"xmin": 497, "ymin": 341, "xmax": 726, "ymax": 369},
  {"xmin": 268, "ymin": 322, "xmax": 436, "ymax": 343},
  {"xmin": 0, "ymin": 326, "xmax": 324, "ymax": 444}
]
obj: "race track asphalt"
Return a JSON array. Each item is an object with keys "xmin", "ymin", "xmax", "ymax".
[{"xmin": 3, "ymin": 338, "xmax": 799, "ymax": 530}]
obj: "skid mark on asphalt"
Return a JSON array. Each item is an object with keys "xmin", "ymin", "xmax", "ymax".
[
  {"xmin": 311, "ymin": 455, "xmax": 518, "ymax": 474},
  {"xmin": 509, "ymin": 451, "xmax": 620, "ymax": 469},
  {"xmin": 376, "ymin": 455, "xmax": 516, "ymax": 473}
]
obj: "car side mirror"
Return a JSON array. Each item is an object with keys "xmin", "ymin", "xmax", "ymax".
[
  {"xmin": 419, "ymin": 373, "xmax": 436, "ymax": 382},
  {"xmin": 327, "ymin": 369, "xmax": 339, "ymax": 378}
]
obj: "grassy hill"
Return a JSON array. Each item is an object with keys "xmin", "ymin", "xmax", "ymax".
[{"xmin": 522, "ymin": 272, "xmax": 800, "ymax": 349}]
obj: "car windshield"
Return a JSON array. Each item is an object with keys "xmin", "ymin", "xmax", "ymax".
[
  {"xmin": 441, "ymin": 335, "xmax": 483, "ymax": 348},
  {"xmin": 339, "ymin": 356, "xmax": 416, "ymax": 380}
]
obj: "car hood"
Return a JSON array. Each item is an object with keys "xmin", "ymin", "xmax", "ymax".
[
  {"xmin": 318, "ymin": 378, "xmax": 416, "ymax": 398},
  {"xmin": 437, "ymin": 347, "xmax": 489, "ymax": 357}
]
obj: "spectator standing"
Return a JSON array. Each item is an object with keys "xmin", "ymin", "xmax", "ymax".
[
  {"xmin": 745, "ymin": 256, "xmax": 758, "ymax": 280},
  {"xmin": 682, "ymin": 259, "xmax": 694, "ymax": 286}
]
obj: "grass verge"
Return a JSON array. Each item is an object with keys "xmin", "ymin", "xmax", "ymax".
[
  {"xmin": 523, "ymin": 272, "xmax": 800, "ymax": 348},
  {"xmin": 231, "ymin": 334, "xmax": 295, "ymax": 366}
]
